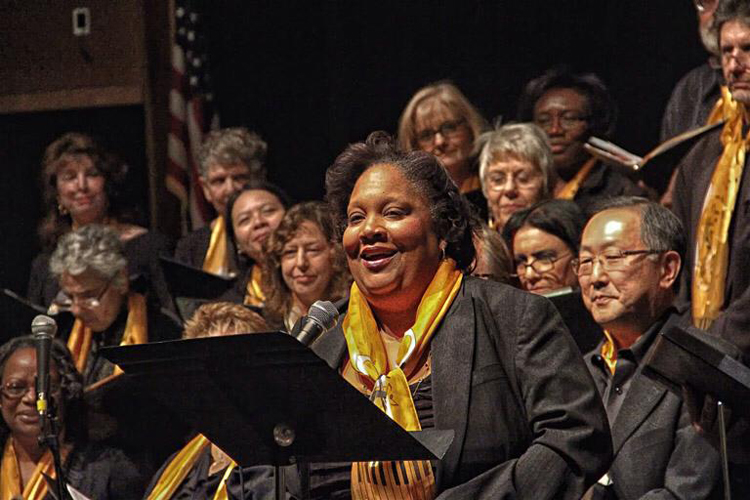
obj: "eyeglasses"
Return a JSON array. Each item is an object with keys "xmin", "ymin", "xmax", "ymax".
[
  {"xmin": 1, "ymin": 380, "xmax": 61, "ymax": 400},
  {"xmin": 694, "ymin": 0, "xmax": 718, "ymax": 13},
  {"xmin": 485, "ymin": 170, "xmax": 542, "ymax": 192},
  {"xmin": 534, "ymin": 112, "xmax": 589, "ymax": 131},
  {"xmin": 416, "ymin": 118, "xmax": 466, "ymax": 145},
  {"xmin": 55, "ymin": 276, "xmax": 114, "ymax": 310},
  {"xmin": 572, "ymin": 249, "xmax": 663, "ymax": 277},
  {"xmin": 512, "ymin": 252, "xmax": 571, "ymax": 277}
]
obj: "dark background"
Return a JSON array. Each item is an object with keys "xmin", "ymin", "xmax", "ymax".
[{"xmin": 0, "ymin": 0, "xmax": 706, "ymax": 297}]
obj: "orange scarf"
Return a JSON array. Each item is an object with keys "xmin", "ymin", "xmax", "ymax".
[
  {"xmin": 203, "ymin": 217, "xmax": 230, "ymax": 276},
  {"xmin": 0, "ymin": 438, "xmax": 66, "ymax": 500},
  {"xmin": 244, "ymin": 265, "xmax": 265, "ymax": 307},
  {"xmin": 146, "ymin": 434, "xmax": 236, "ymax": 500},
  {"xmin": 693, "ymin": 87, "xmax": 748, "ymax": 329},
  {"xmin": 344, "ymin": 259, "xmax": 462, "ymax": 500},
  {"xmin": 67, "ymin": 293, "xmax": 148, "ymax": 377},
  {"xmin": 555, "ymin": 157, "xmax": 597, "ymax": 200}
]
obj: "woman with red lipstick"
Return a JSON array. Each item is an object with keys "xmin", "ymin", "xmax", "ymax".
[
  {"xmin": 225, "ymin": 181, "xmax": 291, "ymax": 307},
  {"xmin": 27, "ymin": 133, "xmax": 174, "ymax": 313},
  {"xmin": 0, "ymin": 336, "xmax": 142, "ymax": 499},
  {"xmin": 398, "ymin": 81, "xmax": 489, "ymax": 219},
  {"xmin": 477, "ymin": 122, "xmax": 556, "ymax": 232},
  {"xmin": 262, "ymin": 201, "xmax": 351, "ymax": 330},
  {"xmin": 301, "ymin": 132, "xmax": 611, "ymax": 499}
]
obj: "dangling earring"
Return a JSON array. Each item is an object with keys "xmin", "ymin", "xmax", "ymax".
[
  {"xmin": 440, "ymin": 242, "xmax": 447, "ymax": 261},
  {"xmin": 58, "ymin": 201, "xmax": 68, "ymax": 215}
]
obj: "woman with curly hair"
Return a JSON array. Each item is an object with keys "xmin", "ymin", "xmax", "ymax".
[
  {"xmin": 0, "ymin": 336, "xmax": 142, "ymax": 498},
  {"xmin": 27, "ymin": 132, "xmax": 174, "ymax": 312},
  {"xmin": 301, "ymin": 131, "xmax": 611, "ymax": 499},
  {"xmin": 261, "ymin": 201, "xmax": 351, "ymax": 330}
]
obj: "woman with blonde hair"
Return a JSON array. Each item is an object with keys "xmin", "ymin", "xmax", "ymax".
[{"xmin": 398, "ymin": 82, "xmax": 488, "ymax": 217}]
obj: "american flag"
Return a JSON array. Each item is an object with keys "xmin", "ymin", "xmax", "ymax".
[{"xmin": 166, "ymin": 0, "xmax": 218, "ymax": 233}]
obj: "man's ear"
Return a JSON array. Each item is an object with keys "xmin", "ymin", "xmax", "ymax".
[{"xmin": 659, "ymin": 250, "xmax": 681, "ymax": 289}]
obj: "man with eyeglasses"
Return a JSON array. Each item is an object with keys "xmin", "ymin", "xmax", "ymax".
[
  {"xmin": 575, "ymin": 197, "xmax": 721, "ymax": 499},
  {"xmin": 49, "ymin": 224, "xmax": 181, "ymax": 386},
  {"xmin": 659, "ymin": 0, "xmax": 724, "ymax": 207},
  {"xmin": 517, "ymin": 67, "xmax": 645, "ymax": 214},
  {"xmin": 671, "ymin": 2, "xmax": 750, "ymax": 494}
]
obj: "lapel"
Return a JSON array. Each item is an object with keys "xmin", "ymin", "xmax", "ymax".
[
  {"xmin": 610, "ymin": 368, "xmax": 667, "ymax": 457},
  {"xmin": 431, "ymin": 293, "xmax": 476, "ymax": 488}
]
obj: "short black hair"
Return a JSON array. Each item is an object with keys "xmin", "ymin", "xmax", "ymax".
[
  {"xmin": 502, "ymin": 199, "xmax": 586, "ymax": 255},
  {"xmin": 517, "ymin": 65, "xmax": 618, "ymax": 138},
  {"xmin": 225, "ymin": 179, "xmax": 293, "ymax": 253},
  {"xmin": 325, "ymin": 131, "xmax": 479, "ymax": 272}
]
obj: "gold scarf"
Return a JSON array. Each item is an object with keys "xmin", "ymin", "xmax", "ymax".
[
  {"xmin": 344, "ymin": 259, "xmax": 462, "ymax": 500},
  {"xmin": 555, "ymin": 157, "xmax": 597, "ymax": 200},
  {"xmin": 599, "ymin": 330, "xmax": 618, "ymax": 375},
  {"xmin": 693, "ymin": 86, "xmax": 749, "ymax": 329},
  {"xmin": 67, "ymin": 293, "xmax": 148, "ymax": 376},
  {"xmin": 146, "ymin": 434, "xmax": 236, "ymax": 500},
  {"xmin": 1, "ymin": 439, "xmax": 56, "ymax": 500},
  {"xmin": 203, "ymin": 217, "xmax": 230, "ymax": 276},
  {"xmin": 244, "ymin": 265, "xmax": 265, "ymax": 307}
]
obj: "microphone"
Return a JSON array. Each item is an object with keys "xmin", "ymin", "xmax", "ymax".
[
  {"xmin": 291, "ymin": 300, "xmax": 340, "ymax": 346},
  {"xmin": 31, "ymin": 315, "xmax": 56, "ymax": 427}
]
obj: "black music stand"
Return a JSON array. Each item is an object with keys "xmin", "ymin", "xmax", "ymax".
[
  {"xmin": 643, "ymin": 325, "xmax": 750, "ymax": 500},
  {"xmin": 101, "ymin": 332, "xmax": 454, "ymax": 499}
]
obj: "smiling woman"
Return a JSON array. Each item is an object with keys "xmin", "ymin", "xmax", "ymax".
[
  {"xmin": 27, "ymin": 133, "xmax": 175, "ymax": 313},
  {"xmin": 225, "ymin": 180, "xmax": 292, "ymax": 308},
  {"xmin": 398, "ymin": 82, "xmax": 489, "ymax": 219},
  {"xmin": 304, "ymin": 131, "xmax": 612, "ymax": 499},
  {"xmin": 261, "ymin": 201, "xmax": 351, "ymax": 330},
  {"xmin": 0, "ymin": 336, "xmax": 143, "ymax": 499}
]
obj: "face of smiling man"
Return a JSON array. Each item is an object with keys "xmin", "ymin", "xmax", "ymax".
[{"xmin": 578, "ymin": 207, "xmax": 680, "ymax": 340}]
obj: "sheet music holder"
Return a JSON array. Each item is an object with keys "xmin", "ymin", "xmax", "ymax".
[
  {"xmin": 100, "ymin": 332, "xmax": 453, "ymax": 469},
  {"xmin": 159, "ymin": 256, "xmax": 238, "ymax": 321},
  {"xmin": 642, "ymin": 325, "xmax": 750, "ymax": 417},
  {"xmin": 584, "ymin": 120, "xmax": 724, "ymax": 182},
  {"xmin": 543, "ymin": 287, "xmax": 603, "ymax": 354},
  {"xmin": 0, "ymin": 288, "xmax": 73, "ymax": 343}
]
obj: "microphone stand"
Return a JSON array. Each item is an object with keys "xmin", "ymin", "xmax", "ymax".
[{"xmin": 38, "ymin": 395, "xmax": 71, "ymax": 500}]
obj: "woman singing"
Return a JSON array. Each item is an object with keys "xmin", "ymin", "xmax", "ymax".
[{"xmin": 308, "ymin": 132, "xmax": 611, "ymax": 499}]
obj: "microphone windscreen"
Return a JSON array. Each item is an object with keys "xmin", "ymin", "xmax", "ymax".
[
  {"xmin": 31, "ymin": 314, "xmax": 57, "ymax": 338},
  {"xmin": 307, "ymin": 301, "xmax": 339, "ymax": 330}
]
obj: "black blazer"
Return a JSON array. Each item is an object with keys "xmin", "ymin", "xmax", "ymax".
[
  {"xmin": 584, "ymin": 315, "xmax": 722, "ymax": 500},
  {"xmin": 311, "ymin": 277, "xmax": 612, "ymax": 499}
]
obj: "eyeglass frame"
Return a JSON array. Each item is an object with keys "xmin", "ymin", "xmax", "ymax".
[
  {"xmin": 571, "ymin": 249, "xmax": 664, "ymax": 277},
  {"xmin": 54, "ymin": 274, "xmax": 115, "ymax": 311},
  {"xmin": 511, "ymin": 251, "xmax": 572, "ymax": 278},
  {"xmin": 533, "ymin": 112, "xmax": 590, "ymax": 132},
  {"xmin": 415, "ymin": 118, "xmax": 467, "ymax": 145},
  {"xmin": 1, "ymin": 379, "xmax": 62, "ymax": 400}
]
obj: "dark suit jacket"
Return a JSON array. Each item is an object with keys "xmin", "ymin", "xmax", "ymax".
[
  {"xmin": 584, "ymin": 314, "xmax": 721, "ymax": 500},
  {"xmin": 310, "ymin": 277, "xmax": 612, "ymax": 499},
  {"xmin": 574, "ymin": 161, "xmax": 647, "ymax": 216},
  {"xmin": 672, "ymin": 129, "xmax": 750, "ymax": 357}
]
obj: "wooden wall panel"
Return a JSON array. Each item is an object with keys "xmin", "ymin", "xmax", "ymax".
[{"xmin": 0, "ymin": 0, "xmax": 145, "ymax": 111}]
